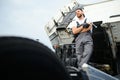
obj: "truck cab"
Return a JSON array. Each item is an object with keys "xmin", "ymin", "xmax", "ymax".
[{"xmin": 44, "ymin": 0, "xmax": 120, "ymax": 79}]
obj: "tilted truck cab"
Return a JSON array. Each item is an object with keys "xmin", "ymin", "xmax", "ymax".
[{"xmin": 45, "ymin": 0, "xmax": 120, "ymax": 79}]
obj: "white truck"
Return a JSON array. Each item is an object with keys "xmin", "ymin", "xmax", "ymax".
[{"xmin": 45, "ymin": 0, "xmax": 120, "ymax": 79}]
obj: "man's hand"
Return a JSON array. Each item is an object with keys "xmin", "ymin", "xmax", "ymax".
[
  {"xmin": 81, "ymin": 23, "xmax": 92, "ymax": 32},
  {"xmin": 76, "ymin": 22, "xmax": 90, "ymax": 28},
  {"xmin": 82, "ymin": 23, "xmax": 90, "ymax": 28}
]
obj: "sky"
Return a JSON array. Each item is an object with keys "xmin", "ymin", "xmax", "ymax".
[{"xmin": 0, "ymin": 0, "xmax": 107, "ymax": 50}]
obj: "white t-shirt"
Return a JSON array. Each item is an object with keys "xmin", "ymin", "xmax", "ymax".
[{"xmin": 67, "ymin": 16, "xmax": 93, "ymax": 32}]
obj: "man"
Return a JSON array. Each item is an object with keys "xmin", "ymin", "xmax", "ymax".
[{"xmin": 68, "ymin": 8, "xmax": 93, "ymax": 71}]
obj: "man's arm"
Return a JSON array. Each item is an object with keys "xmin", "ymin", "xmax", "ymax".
[{"xmin": 72, "ymin": 26, "xmax": 83, "ymax": 34}]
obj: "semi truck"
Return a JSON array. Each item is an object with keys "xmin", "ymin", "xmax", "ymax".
[{"xmin": 44, "ymin": 0, "xmax": 120, "ymax": 79}]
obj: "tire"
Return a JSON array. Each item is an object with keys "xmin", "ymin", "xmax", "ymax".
[{"xmin": 0, "ymin": 36, "xmax": 72, "ymax": 80}]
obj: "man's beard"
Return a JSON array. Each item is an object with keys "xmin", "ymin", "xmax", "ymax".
[{"xmin": 77, "ymin": 14, "xmax": 82, "ymax": 18}]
